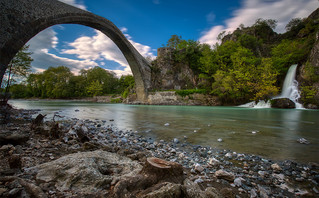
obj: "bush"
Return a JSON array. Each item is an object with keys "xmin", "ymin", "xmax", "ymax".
[
  {"xmin": 110, "ymin": 98, "xmax": 122, "ymax": 103},
  {"xmin": 300, "ymin": 86, "xmax": 318, "ymax": 105},
  {"xmin": 175, "ymin": 89, "xmax": 206, "ymax": 97}
]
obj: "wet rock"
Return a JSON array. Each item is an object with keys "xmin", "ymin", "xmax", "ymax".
[
  {"xmin": 220, "ymin": 187, "xmax": 235, "ymax": 197},
  {"xmin": 271, "ymin": 98, "xmax": 295, "ymax": 109},
  {"xmin": 0, "ymin": 131, "xmax": 29, "ymax": 145},
  {"xmin": 250, "ymin": 188, "xmax": 257, "ymax": 198},
  {"xmin": 297, "ymin": 138, "xmax": 310, "ymax": 144},
  {"xmin": 0, "ymin": 188, "xmax": 7, "ymax": 196},
  {"xmin": 271, "ymin": 163, "xmax": 282, "ymax": 172},
  {"xmin": 234, "ymin": 177, "xmax": 242, "ymax": 187},
  {"xmin": 313, "ymin": 187, "xmax": 319, "ymax": 194},
  {"xmin": 17, "ymin": 178, "xmax": 47, "ymax": 198},
  {"xmin": 194, "ymin": 178, "xmax": 204, "ymax": 184},
  {"xmin": 258, "ymin": 185, "xmax": 271, "ymax": 198},
  {"xmin": 295, "ymin": 189, "xmax": 310, "ymax": 196},
  {"xmin": 208, "ymin": 157, "xmax": 221, "ymax": 166},
  {"xmin": 35, "ymin": 150, "xmax": 142, "ymax": 193},
  {"xmin": 182, "ymin": 179, "xmax": 222, "ymax": 198},
  {"xmin": 258, "ymin": 171, "xmax": 268, "ymax": 178},
  {"xmin": 194, "ymin": 163, "xmax": 204, "ymax": 173},
  {"xmin": 82, "ymin": 142, "xmax": 100, "ymax": 150},
  {"xmin": 272, "ymin": 173, "xmax": 285, "ymax": 182},
  {"xmin": 8, "ymin": 154, "xmax": 22, "ymax": 169},
  {"xmin": 72, "ymin": 123, "xmax": 90, "ymax": 143},
  {"xmin": 173, "ymin": 138, "xmax": 179, "ymax": 144},
  {"xmin": 8, "ymin": 188, "xmax": 22, "ymax": 197},
  {"xmin": 141, "ymin": 182, "xmax": 182, "ymax": 198},
  {"xmin": 225, "ymin": 152, "xmax": 232, "ymax": 158},
  {"xmin": 215, "ymin": 170, "xmax": 235, "ymax": 182}
]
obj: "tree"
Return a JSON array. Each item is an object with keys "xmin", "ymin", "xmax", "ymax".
[
  {"xmin": 86, "ymin": 66, "xmax": 118, "ymax": 94},
  {"xmin": 252, "ymin": 18, "xmax": 278, "ymax": 43},
  {"xmin": 166, "ymin": 35, "xmax": 183, "ymax": 49},
  {"xmin": 42, "ymin": 66, "xmax": 73, "ymax": 98},
  {"xmin": 87, "ymin": 80, "xmax": 103, "ymax": 96},
  {"xmin": 271, "ymin": 39, "xmax": 309, "ymax": 76},
  {"xmin": 1, "ymin": 45, "xmax": 33, "ymax": 103},
  {"xmin": 285, "ymin": 18, "xmax": 303, "ymax": 31}
]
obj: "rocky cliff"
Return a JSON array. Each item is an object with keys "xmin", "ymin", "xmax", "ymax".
[
  {"xmin": 151, "ymin": 47, "xmax": 196, "ymax": 90},
  {"xmin": 299, "ymin": 8, "xmax": 319, "ymax": 109}
]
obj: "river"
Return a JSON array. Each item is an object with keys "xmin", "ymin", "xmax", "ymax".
[{"xmin": 8, "ymin": 100, "xmax": 319, "ymax": 163}]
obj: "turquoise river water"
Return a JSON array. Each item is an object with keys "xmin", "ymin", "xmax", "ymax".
[{"xmin": 9, "ymin": 100, "xmax": 319, "ymax": 163}]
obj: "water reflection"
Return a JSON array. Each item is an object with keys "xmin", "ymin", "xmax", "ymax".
[{"xmin": 8, "ymin": 100, "xmax": 319, "ymax": 163}]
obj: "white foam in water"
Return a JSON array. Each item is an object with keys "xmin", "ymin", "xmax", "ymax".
[
  {"xmin": 254, "ymin": 100, "xmax": 271, "ymax": 108},
  {"xmin": 239, "ymin": 100, "xmax": 271, "ymax": 108}
]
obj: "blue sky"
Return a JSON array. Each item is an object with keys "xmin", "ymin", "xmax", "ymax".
[{"xmin": 27, "ymin": 0, "xmax": 318, "ymax": 76}]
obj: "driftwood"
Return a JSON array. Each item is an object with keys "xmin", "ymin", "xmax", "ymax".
[
  {"xmin": 112, "ymin": 157, "xmax": 184, "ymax": 198},
  {"xmin": 50, "ymin": 122, "xmax": 61, "ymax": 139},
  {"xmin": 31, "ymin": 114, "xmax": 46, "ymax": 129}
]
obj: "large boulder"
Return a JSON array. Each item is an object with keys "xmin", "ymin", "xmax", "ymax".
[
  {"xmin": 271, "ymin": 98, "xmax": 296, "ymax": 109},
  {"xmin": 34, "ymin": 150, "xmax": 142, "ymax": 193}
]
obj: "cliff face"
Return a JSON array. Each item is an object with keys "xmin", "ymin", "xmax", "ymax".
[
  {"xmin": 151, "ymin": 47, "xmax": 196, "ymax": 90},
  {"xmin": 299, "ymin": 38, "xmax": 319, "ymax": 109},
  {"xmin": 298, "ymin": 9, "xmax": 319, "ymax": 109}
]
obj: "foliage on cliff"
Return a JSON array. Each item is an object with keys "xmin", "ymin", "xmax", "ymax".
[{"xmin": 152, "ymin": 9, "xmax": 319, "ymax": 105}]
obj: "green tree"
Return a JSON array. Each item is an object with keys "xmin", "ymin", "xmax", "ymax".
[
  {"xmin": 86, "ymin": 67, "xmax": 118, "ymax": 94},
  {"xmin": 87, "ymin": 80, "xmax": 103, "ymax": 96},
  {"xmin": 1, "ymin": 45, "xmax": 33, "ymax": 102},
  {"xmin": 166, "ymin": 35, "xmax": 183, "ymax": 49},
  {"xmin": 271, "ymin": 39, "xmax": 309, "ymax": 76},
  {"xmin": 42, "ymin": 66, "xmax": 73, "ymax": 98},
  {"xmin": 175, "ymin": 39, "xmax": 204, "ymax": 74},
  {"xmin": 285, "ymin": 18, "xmax": 303, "ymax": 31},
  {"xmin": 69, "ymin": 75, "xmax": 88, "ymax": 97}
]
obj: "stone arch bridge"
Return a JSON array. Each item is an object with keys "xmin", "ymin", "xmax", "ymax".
[{"xmin": 0, "ymin": 0, "xmax": 151, "ymax": 102}]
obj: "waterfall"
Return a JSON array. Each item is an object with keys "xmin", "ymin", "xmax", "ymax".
[
  {"xmin": 276, "ymin": 64, "xmax": 303, "ymax": 109},
  {"xmin": 239, "ymin": 64, "xmax": 303, "ymax": 109}
]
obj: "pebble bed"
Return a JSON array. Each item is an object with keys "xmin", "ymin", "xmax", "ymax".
[
  {"xmin": 60, "ymin": 114, "xmax": 319, "ymax": 197},
  {"xmin": 1, "ymin": 107, "xmax": 319, "ymax": 197}
]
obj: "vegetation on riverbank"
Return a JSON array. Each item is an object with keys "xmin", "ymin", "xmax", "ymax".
[
  {"xmin": 151, "ymin": 9, "xmax": 319, "ymax": 106},
  {"xmin": 1, "ymin": 65, "xmax": 134, "ymax": 100}
]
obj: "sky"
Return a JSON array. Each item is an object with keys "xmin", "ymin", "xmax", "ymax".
[{"xmin": 26, "ymin": 0, "xmax": 318, "ymax": 76}]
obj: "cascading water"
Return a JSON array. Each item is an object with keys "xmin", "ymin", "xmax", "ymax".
[
  {"xmin": 239, "ymin": 64, "xmax": 303, "ymax": 109},
  {"xmin": 275, "ymin": 64, "xmax": 303, "ymax": 109}
]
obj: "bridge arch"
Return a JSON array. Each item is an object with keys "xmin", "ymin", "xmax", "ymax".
[{"xmin": 0, "ymin": 0, "xmax": 151, "ymax": 101}]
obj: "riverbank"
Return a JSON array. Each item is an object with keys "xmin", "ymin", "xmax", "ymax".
[{"xmin": 0, "ymin": 105, "xmax": 318, "ymax": 197}]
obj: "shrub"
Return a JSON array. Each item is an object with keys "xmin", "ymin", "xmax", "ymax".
[{"xmin": 175, "ymin": 89, "xmax": 206, "ymax": 97}]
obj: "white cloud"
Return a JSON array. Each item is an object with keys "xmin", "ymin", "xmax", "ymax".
[
  {"xmin": 27, "ymin": 26, "xmax": 155, "ymax": 76},
  {"xmin": 27, "ymin": 28, "xmax": 98, "ymax": 74},
  {"xmin": 120, "ymin": 27, "xmax": 128, "ymax": 33},
  {"xmin": 58, "ymin": 0, "xmax": 86, "ymax": 10},
  {"xmin": 199, "ymin": 0, "xmax": 318, "ymax": 46},
  {"xmin": 62, "ymin": 29, "xmax": 156, "ymax": 75},
  {"xmin": 62, "ymin": 30, "xmax": 130, "ymax": 68}
]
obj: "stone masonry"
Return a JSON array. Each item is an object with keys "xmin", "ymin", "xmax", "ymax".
[{"xmin": 0, "ymin": 0, "xmax": 151, "ymax": 101}]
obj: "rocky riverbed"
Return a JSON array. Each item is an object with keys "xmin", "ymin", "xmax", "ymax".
[{"xmin": 0, "ymin": 105, "xmax": 318, "ymax": 197}]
